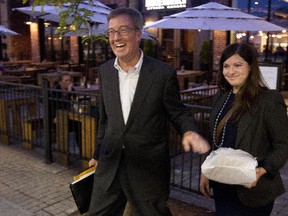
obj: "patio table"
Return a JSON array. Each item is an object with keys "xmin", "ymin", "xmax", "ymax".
[
  {"xmin": 0, "ymin": 92, "xmax": 37, "ymax": 144},
  {"xmin": 177, "ymin": 70, "xmax": 205, "ymax": 90},
  {"xmin": 55, "ymin": 109, "xmax": 96, "ymax": 166}
]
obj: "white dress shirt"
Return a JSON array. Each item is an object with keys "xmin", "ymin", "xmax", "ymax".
[{"xmin": 114, "ymin": 51, "xmax": 143, "ymax": 124}]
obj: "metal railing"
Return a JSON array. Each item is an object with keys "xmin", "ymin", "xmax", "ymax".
[
  {"xmin": 0, "ymin": 81, "xmax": 214, "ymax": 194},
  {"xmin": 169, "ymin": 104, "xmax": 212, "ymax": 194},
  {"xmin": 180, "ymin": 86, "xmax": 218, "ymax": 106}
]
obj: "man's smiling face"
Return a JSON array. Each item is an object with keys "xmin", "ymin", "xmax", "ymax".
[{"xmin": 108, "ymin": 14, "xmax": 141, "ymax": 63}]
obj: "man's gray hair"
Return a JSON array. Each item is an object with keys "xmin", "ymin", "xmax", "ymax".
[{"xmin": 107, "ymin": 8, "xmax": 143, "ymax": 30}]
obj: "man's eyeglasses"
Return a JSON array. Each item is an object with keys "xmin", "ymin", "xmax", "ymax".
[{"xmin": 106, "ymin": 26, "xmax": 137, "ymax": 37}]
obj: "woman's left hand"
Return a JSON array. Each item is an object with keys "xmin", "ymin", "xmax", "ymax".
[
  {"xmin": 243, "ymin": 167, "xmax": 267, "ymax": 189},
  {"xmin": 200, "ymin": 173, "xmax": 211, "ymax": 197}
]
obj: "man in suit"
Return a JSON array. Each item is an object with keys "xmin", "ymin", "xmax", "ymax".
[{"xmin": 88, "ymin": 8, "xmax": 210, "ymax": 216}]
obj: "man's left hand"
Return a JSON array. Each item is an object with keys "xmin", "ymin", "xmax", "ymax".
[{"xmin": 182, "ymin": 131, "xmax": 211, "ymax": 154}]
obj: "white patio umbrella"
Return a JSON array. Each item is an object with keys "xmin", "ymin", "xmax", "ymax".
[
  {"xmin": 144, "ymin": 2, "xmax": 286, "ymax": 32},
  {"xmin": 13, "ymin": 0, "xmax": 111, "ymax": 25},
  {"xmin": 40, "ymin": 1, "xmax": 110, "ymax": 24},
  {"xmin": 0, "ymin": 25, "xmax": 19, "ymax": 36},
  {"xmin": 64, "ymin": 25, "xmax": 156, "ymax": 40},
  {"xmin": 64, "ymin": 25, "xmax": 106, "ymax": 36},
  {"xmin": 13, "ymin": 5, "xmax": 62, "ymax": 18}
]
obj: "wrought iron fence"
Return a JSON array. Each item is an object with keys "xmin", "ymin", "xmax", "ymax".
[
  {"xmin": 0, "ymin": 80, "xmax": 215, "ymax": 194},
  {"xmin": 180, "ymin": 86, "xmax": 218, "ymax": 106},
  {"xmin": 169, "ymin": 104, "xmax": 212, "ymax": 194}
]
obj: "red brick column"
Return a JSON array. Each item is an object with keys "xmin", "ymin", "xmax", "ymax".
[
  {"xmin": 213, "ymin": 31, "xmax": 227, "ymax": 71},
  {"xmin": 30, "ymin": 22, "xmax": 41, "ymax": 63},
  {"xmin": 70, "ymin": 36, "xmax": 79, "ymax": 64}
]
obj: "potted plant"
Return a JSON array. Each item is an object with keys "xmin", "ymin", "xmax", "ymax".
[
  {"xmin": 199, "ymin": 40, "xmax": 212, "ymax": 72},
  {"xmin": 143, "ymin": 39, "xmax": 155, "ymax": 57}
]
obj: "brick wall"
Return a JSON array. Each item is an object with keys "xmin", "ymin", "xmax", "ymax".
[
  {"xmin": 4, "ymin": 0, "xmax": 31, "ymax": 61},
  {"xmin": 213, "ymin": 31, "xmax": 227, "ymax": 71},
  {"xmin": 9, "ymin": 35, "xmax": 31, "ymax": 61},
  {"xmin": 101, "ymin": 0, "xmax": 127, "ymax": 8}
]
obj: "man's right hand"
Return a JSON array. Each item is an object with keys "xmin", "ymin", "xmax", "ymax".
[{"xmin": 182, "ymin": 131, "xmax": 211, "ymax": 154}]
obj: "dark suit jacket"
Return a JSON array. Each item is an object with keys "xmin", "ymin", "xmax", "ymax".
[
  {"xmin": 92, "ymin": 55, "xmax": 198, "ymax": 201},
  {"xmin": 210, "ymin": 90, "xmax": 288, "ymax": 207}
]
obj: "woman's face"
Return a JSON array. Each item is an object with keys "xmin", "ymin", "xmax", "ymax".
[
  {"xmin": 59, "ymin": 75, "xmax": 72, "ymax": 90},
  {"xmin": 223, "ymin": 54, "xmax": 250, "ymax": 93}
]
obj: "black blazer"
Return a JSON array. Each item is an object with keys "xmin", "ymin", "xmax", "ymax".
[
  {"xmin": 92, "ymin": 55, "xmax": 198, "ymax": 201},
  {"xmin": 210, "ymin": 90, "xmax": 288, "ymax": 207}
]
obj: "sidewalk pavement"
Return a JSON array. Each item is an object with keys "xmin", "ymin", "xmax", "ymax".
[{"xmin": 0, "ymin": 143, "xmax": 287, "ymax": 216}]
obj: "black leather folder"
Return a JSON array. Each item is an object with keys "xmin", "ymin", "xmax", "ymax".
[{"xmin": 70, "ymin": 166, "xmax": 96, "ymax": 215}]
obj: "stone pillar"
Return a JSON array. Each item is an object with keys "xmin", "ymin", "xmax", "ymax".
[
  {"xmin": 30, "ymin": 22, "xmax": 41, "ymax": 63},
  {"xmin": 70, "ymin": 36, "xmax": 79, "ymax": 64}
]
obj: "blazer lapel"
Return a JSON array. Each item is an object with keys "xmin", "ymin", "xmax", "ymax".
[
  {"xmin": 210, "ymin": 91, "xmax": 230, "ymax": 130},
  {"xmin": 125, "ymin": 57, "xmax": 156, "ymax": 128},
  {"xmin": 104, "ymin": 64, "xmax": 126, "ymax": 128},
  {"xmin": 211, "ymin": 91, "xmax": 255, "ymax": 149},
  {"xmin": 235, "ymin": 110, "xmax": 253, "ymax": 148}
]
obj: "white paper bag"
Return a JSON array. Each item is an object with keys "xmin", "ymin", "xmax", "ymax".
[{"xmin": 201, "ymin": 147, "xmax": 258, "ymax": 185}]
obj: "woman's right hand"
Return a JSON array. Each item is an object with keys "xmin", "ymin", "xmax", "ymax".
[
  {"xmin": 88, "ymin": 158, "xmax": 98, "ymax": 167},
  {"xmin": 200, "ymin": 173, "xmax": 211, "ymax": 197}
]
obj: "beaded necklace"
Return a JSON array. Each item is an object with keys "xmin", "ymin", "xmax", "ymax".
[{"xmin": 213, "ymin": 90, "xmax": 233, "ymax": 148}]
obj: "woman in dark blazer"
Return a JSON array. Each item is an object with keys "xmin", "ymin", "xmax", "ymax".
[{"xmin": 200, "ymin": 42, "xmax": 288, "ymax": 216}]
